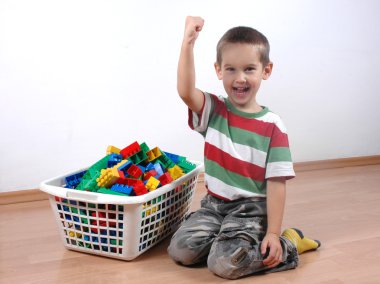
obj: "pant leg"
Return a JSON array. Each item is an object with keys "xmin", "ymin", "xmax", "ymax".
[
  {"xmin": 167, "ymin": 195, "xmax": 223, "ymax": 265},
  {"xmin": 207, "ymin": 199, "xmax": 299, "ymax": 279}
]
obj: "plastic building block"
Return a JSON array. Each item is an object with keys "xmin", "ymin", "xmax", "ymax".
[
  {"xmin": 110, "ymin": 184, "xmax": 133, "ymax": 195},
  {"xmin": 158, "ymin": 172, "xmax": 173, "ymax": 186},
  {"xmin": 137, "ymin": 165, "xmax": 146, "ymax": 174},
  {"xmin": 177, "ymin": 159, "xmax": 197, "ymax": 173},
  {"xmin": 120, "ymin": 141, "xmax": 141, "ymax": 159},
  {"xmin": 163, "ymin": 151, "xmax": 185, "ymax": 164},
  {"xmin": 115, "ymin": 177, "xmax": 144, "ymax": 188},
  {"xmin": 88, "ymin": 155, "xmax": 112, "ymax": 173},
  {"xmin": 76, "ymin": 176, "xmax": 100, "ymax": 192},
  {"xmin": 168, "ymin": 165, "xmax": 184, "ymax": 180},
  {"xmin": 153, "ymin": 162, "xmax": 164, "ymax": 176},
  {"xmin": 145, "ymin": 176, "xmax": 160, "ymax": 191},
  {"xmin": 117, "ymin": 160, "xmax": 132, "ymax": 174},
  {"xmin": 107, "ymin": 153, "xmax": 123, "ymax": 168},
  {"xmin": 98, "ymin": 187, "xmax": 128, "ymax": 196},
  {"xmin": 96, "ymin": 167, "xmax": 120, "ymax": 188},
  {"xmin": 145, "ymin": 163, "xmax": 155, "ymax": 171},
  {"xmin": 158, "ymin": 153, "xmax": 175, "ymax": 169},
  {"xmin": 144, "ymin": 170, "xmax": 158, "ymax": 181},
  {"xmin": 114, "ymin": 159, "xmax": 129, "ymax": 171},
  {"xmin": 115, "ymin": 172, "xmax": 129, "ymax": 185},
  {"xmin": 133, "ymin": 184, "xmax": 148, "ymax": 196},
  {"xmin": 129, "ymin": 150, "xmax": 148, "ymax": 165},
  {"xmin": 139, "ymin": 142, "xmax": 150, "ymax": 153},
  {"xmin": 76, "ymin": 155, "xmax": 111, "ymax": 191},
  {"xmin": 127, "ymin": 164, "xmax": 143, "ymax": 178},
  {"xmin": 146, "ymin": 147, "xmax": 162, "ymax": 162},
  {"xmin": 64, "ymin": 170, "xmax": 86, "ymax": 189},
  {"xmin": 107, "ymin": 145, "xmax": 121, "ymax": 155}
]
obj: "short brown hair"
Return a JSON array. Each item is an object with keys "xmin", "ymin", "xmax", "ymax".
[{"xmin": 216, "ymin": 26, "xmax": 270, "ymax": 66}]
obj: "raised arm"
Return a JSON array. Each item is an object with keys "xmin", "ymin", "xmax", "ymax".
[{"xmin": 177, "ymin": 16, "xmax": 205, "ymax": 114}]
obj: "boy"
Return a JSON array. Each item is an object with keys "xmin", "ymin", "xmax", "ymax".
[{"xmin": 167, "ymin": 16, "xmax": 321, "ymax": 280}]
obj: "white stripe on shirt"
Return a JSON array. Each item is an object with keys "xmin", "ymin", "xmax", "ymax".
[
  {"xmin": 205, "ymin": 174, "xmax": 266, "ymax": 200},
  {"xmin": 205, "ymin": 127, "xmax": 267, "ymax": 168}
]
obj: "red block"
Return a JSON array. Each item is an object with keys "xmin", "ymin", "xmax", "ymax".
[
  {"xmin": 120, "ymin": 141, "xmax": 141, "ymax": 159},
  {"xmin": 127, "ymin": 164, "xmax": 143, "ymax": 178},
  {"xmin": 133, "ymin": 184, "xmax": 148, "ymax": 196},
  {"xmin": 158, "ymin": 172, "xmax": 173, "ymax": 186}
]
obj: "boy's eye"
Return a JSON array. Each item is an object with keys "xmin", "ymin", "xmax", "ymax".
[
  {"xmin": 225, "ymin": 67, "xmax": 235, "ymax": 72},
  {"xmin": 246, "ymin": 67, "xmax": 256, "ymax": 72}
]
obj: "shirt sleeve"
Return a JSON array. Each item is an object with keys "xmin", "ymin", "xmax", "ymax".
[
  {"xmin": 188, "ymin": 92, "xmax": 214, "ymax": 136},
  {"xmin": 265, "ymin": 120, "xmax": 296, "ymax": 180}
]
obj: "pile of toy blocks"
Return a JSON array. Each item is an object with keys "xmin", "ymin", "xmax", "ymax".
[{"xmin": 63, "ymin": 141, "xmax": 197, "ymax": 196}]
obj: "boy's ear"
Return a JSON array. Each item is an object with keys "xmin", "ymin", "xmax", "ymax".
[
  {"xmin": 262, "ymin": 62, "xmax": 273, "ymax": 80},
  {"xmin": 214, "ymin": 63, "xmax": 223, "ymax": 80}
]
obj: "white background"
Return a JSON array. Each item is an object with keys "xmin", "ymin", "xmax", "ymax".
[{"xmin": 1, "ymin": 0, "xmax": 379, "ymax": 192}]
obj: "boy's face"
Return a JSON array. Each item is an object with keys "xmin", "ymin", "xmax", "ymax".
[{"xmin": 215, "ymin": 43, "xmax": 273, "ymax": 112}]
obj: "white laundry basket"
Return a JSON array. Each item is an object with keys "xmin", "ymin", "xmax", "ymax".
[{"xmin": 40, "ymin": 162, "xmax": 203, "ymax": 260}]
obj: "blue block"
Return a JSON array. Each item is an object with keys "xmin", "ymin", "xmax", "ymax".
[
  {"xmin": 107, "ymin": 153, "xmax": 123, "ymax": 168},
  {"xmin": 146, "ymin": 163, "xmax": 155, "ymax": 171},
  {"xmin": 163, "ymin": 151, "xmax": 181, "ymax": 164},
  {"xmin": 110, "ymin": 184, "xmax": 133, "ymax": 195},
  {"xmin": 65, "ymin": 170, "xmax": 87, "ymax": 188},
  {"xmin": 153, "ymin": 162, "xmax": 164, "ymax": 176}
]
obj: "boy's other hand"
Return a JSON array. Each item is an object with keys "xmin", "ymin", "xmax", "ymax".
[
  {"xmin": 183, "ymin": 16, "xmax": 204, "ymax": 45},
  {"xmin": 261, "ymin": 232, "xmax": 283, "ymax": 268}
]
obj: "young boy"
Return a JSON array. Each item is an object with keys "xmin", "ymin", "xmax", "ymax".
[{"xmin": 167, "ymin": 16, "xmax": 321, "ymax": 280}]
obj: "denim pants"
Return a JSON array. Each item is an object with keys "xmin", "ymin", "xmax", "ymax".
[{"xmin": 167, "ymin": 194, "xmax": 299, "ymax": 279}]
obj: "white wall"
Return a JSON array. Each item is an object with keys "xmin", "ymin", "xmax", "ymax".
[{"xmin": 1, "ymin": 0, "xmax": 379, "ymax": 192}]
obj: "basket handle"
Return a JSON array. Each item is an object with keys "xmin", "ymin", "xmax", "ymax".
[{"xmin": 66, "ymin": 190, "xmax": 99, "ymax": 202}]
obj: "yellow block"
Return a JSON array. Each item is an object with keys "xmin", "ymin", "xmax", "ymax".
[
  {"xmin": 146, "ymin": 176, "xmax": 160, "ymax": 191},
  {"xmin": 96, "ymin": 167, "xmax": 120, "ymax": 187},
  {"xmin": 107, "ymin": 145, "xmax": 121, "ymax": 155},
  {"xmin": 168, "ymin": 165, "xmax": 184, "ymax": 180}
]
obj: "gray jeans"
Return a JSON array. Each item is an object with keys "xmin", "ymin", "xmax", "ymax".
[{"xmin": 167, "ymin": 194, "xmax": 299, "ymax": 279}]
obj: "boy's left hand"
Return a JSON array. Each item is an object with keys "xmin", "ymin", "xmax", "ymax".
[{"xmin": 261, "ymin": 232, "xmax": 283, "ymax": 268}]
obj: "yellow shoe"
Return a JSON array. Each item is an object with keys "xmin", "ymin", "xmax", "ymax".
[{"xmin": 282, "ymin": 228, "xmax": 321, "ymax": 254}]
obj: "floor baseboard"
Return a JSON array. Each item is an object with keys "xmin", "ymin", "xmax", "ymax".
[
  {"xmin": 294, "ymin": 155, "xmax": 380, "ymax": 172},
  {"xmin": 0, "ymin": 189, "xmax": 48, "ymax": 205},
  {"xmin": 1, "ymin": 155, "xmax": 379, "ymax": 205}
]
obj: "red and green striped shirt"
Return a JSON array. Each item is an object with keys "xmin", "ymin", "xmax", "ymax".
[{"xmin": 189, "ymin": 92, "xmax": 295, "ymax": 200}]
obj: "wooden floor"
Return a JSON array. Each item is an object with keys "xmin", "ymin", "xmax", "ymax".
[{"xmin": 1, "ymin": 164, "xmax": 380, "ymax": 284}]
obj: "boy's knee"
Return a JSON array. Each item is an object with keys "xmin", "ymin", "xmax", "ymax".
[
  {"xmin": 167, "ymin": 231, "xmax": 210, "ymax": 265},
  {"xmin": 207, "ymin": 238, "xmax": 262, "ymax": 279},
  {"xmin": 167, "ymin": 239, "xmax": 198, "ymax": 265},
  {"xmin": 206, "ymin": 241, "xmax": 244, "ymax": 279},
  {"xmin": 207, "ymin": 252, "xmax": 242, "ymax": 279}
]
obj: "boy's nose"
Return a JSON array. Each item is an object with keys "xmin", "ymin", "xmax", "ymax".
[{"xmin": 235, "ymin": 72, "xmax": 247, "ymax": 83}]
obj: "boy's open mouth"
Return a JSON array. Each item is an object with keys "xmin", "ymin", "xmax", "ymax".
[{"xmin": 232, "ymin": 87, "xmax": 250, "ymax": 97}]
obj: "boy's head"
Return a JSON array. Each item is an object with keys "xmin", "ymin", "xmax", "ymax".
[
  {"xmin": 216, "ymin": 26, "xmax": 270, "ymax": 67},
  {"xmin": 214, "ymin": 26, "xmax": 273, "ymax": 113}
]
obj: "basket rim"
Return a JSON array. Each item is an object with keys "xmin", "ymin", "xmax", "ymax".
[{"xmin": 40, "ymin": 160, "xmax": 203, "ymax": 205}]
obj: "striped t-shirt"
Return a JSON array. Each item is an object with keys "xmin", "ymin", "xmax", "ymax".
[{"xmin": 189, "ymin": 92, "xmax": 295, "ymax": 201}]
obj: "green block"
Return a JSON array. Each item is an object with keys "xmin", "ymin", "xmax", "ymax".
[
  {"xmin": 129, "ymin": 150, "xmax": 148, "ymax": 165},
  {"xmin": 97, "ymin": 188, "xmax": 128, "ymax": 196},
  {"xmin": 140, "ymin": 142, "xmax": 150, "ymax": 153},
  {"xmin": 90, "ymin": 155, "xmax": 112, "ymax": 172},
  {"xmin": 76, "ymin": 176, "xmax": 100, "ymax": 192},
  {"xmin": 158, "ymin": 153, "xmax": 175, "ymax": 169},
  {"xmin": 177, "ymin": 159, "xmax": 196, "ymax": 173}
]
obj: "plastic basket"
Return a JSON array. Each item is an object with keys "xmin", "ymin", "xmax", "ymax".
[{"xmin": 40, "ymin": 161, "xmax": 203, "ymax": 261}]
